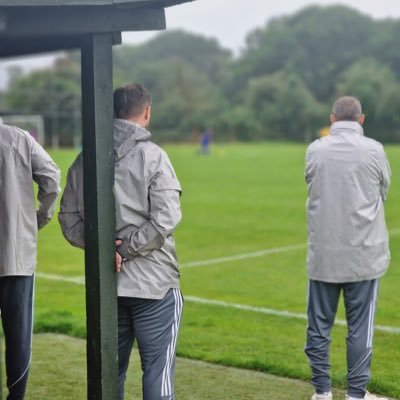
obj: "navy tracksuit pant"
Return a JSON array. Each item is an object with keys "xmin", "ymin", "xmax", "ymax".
[
  {"xmin": 0, "ymin": 275, "xmax": 34, "ymax": 400},
  {"xmin": 118, "ymin": 288, "xmax": 183, "ymax": 400},
  {"xmin": 305, "ymin": 279, "xmax": 379, "ymax": 398}
]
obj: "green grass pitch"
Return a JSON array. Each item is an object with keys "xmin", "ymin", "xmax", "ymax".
[
  {"xmin": 26, "ymin": 334, "xmax": 348, "ymax": 399},
  {"xmin": 33, "ymin": 143, "xmax": 400, "ymax": 398}
]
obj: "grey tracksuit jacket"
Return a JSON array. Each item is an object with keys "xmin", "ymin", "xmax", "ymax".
[
  {"xmin": 305, "ymin": 121, "xmax": 391, "ymax": 283},
  {"xmin": 0, "ymin": 120, "xmax": 61, "ymax": 276},
  {"xmin": 58, "ymin": 119, "xmax": 182, "ymax": 299}
]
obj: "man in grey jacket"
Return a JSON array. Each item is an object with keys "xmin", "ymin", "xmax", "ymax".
[
  {"xmin": 305, "ymin": 97, "xmax": 391, "ymax": 400},
  {"xmin": 0, "ymin": 118, "xmax": 60, "ymax": 400},
  {"xmin": 59, "ymin": 83, "xmax": 183, "ymax": 400}
]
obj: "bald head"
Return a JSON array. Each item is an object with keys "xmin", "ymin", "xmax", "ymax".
[{"xmin": 331, "ymin": 96, "xmax": 364, "ymax": 123}]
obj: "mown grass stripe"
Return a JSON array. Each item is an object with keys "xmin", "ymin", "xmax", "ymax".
[
  {"xmin": 184, "ymin": 296, "xmax": 400, "ymax": 335},
  {"xmin": 36, "ymin": 272, "xmax": 400, "ymax": 335}
]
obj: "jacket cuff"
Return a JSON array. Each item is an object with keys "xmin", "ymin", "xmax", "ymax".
[
  {"xmin": 117, "ymin": 240, "xmax": 139, "ymax": 260},
  {"xmin": 37, "ymin": 214, "xmax": 51, "ymax": 230}
]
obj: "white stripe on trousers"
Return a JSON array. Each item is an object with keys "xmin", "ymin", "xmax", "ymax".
[
  {"xmin": 161, "ymin": 289, "xmax": 183, "ymax": 398},
  {"xmin": 8, "ymin": 274, "xmax": 34, "ymax": 389},
  {"xmin": 366, "ymin": 281, "xmax": 378, "ymax": 348}
]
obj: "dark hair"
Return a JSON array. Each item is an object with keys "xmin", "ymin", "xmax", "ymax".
[
  {"xmin": 113, "ymin": 83, "xmax": 151, "ymax": 119},
  {"xmin": 332, "ymin": 96, "xmax": 362, "ymax": 121}
]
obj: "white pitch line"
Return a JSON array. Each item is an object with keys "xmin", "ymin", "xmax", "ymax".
[
  {"xmin": 389, "ymin": 227, "xmax": 400, "ymax": 236},
  {"xmin": 180, "ymin": 243, "xmax": 306, "ymax": 269},
  {"xmin": 185, "ymin": 296, "xmax": 400, "ymax": 335},
  {"xmin": 36, "ymin": 272, "xmax": 400, "ymax": 335},
  {"xmin": 179, "ymin": 227, "xmax": 399, "ymax": 269},
  {"xmin": 36, "ymin": 272, "xmax": 85, "ymax": 285},
  {"xmin": 36, "ymin": 227, "xmax": 400, "ymax": 333}
]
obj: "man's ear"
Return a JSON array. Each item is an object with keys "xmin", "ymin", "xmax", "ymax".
[
  {"xmin": 330, "ymin": 114, "xmax": 337, "ymax": 124},
  {"xmin": 358, "ymin": 113, "xmax": 365, "ymax": 126},
  {"xmin": 144, "ymin": 105, "xmax": 151, "ymax": 124}
]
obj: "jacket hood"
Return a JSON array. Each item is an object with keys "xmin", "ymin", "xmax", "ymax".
[{"xmin": 114, "ymin": 119, "xmax": 152, "ymax": 160}]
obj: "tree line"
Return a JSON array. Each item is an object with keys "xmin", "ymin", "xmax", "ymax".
[{"xmin": 3, "ymin": 4, "xmax": 400, "ymax": 145}]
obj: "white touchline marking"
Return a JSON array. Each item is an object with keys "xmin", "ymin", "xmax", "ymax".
[
  {"xmin": 184, "ymin": 296, "xmax": 400, "ymax": 335},
  {"xmin": 389, "ymin": 227, "xmax": 400, "ymax": 236},
  {"xmin": 36, "ymin": 227, "xmax": 400, "ymax": 334},
  {"xmin": 36, "ymin": 273, "xmax": 85, "ymax": 285},
  {"xmin": 180, "ymin": 244, "xmax": 307, "ymax": 269},
  {"xmin": 35, "ymin": 274, "xmax": 400, "ymax": 335},
  {"xmin": 180, "ymin": 227, "xmax": 400, "ymax": 269}
]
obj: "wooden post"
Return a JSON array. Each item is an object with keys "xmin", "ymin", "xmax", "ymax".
[{"xmin": 81, "ymin": 33, "xmax": 118, "ymax": 400}]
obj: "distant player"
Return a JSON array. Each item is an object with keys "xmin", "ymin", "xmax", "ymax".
[
  {"xmin": 200, "ymin": 128, "xmax": 212, "ymax": 155},
  {"xmin": 304, "ymin": 97, "xmax": 391, "ymax": 400}
]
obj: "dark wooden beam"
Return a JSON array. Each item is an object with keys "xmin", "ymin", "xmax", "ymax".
[
  {"xmin": 0, "ymin": 33, "xmax": 121, "ymax": 58},
  {"xmin": 81, "ymin": 33, "xmax": 118, "ymax": 400},
  {"xmin": 0, "ymin": 0, "xmax": 112, "ymax": 5},
  {"xmin": 0, "ymin": 6, "xmax": 165, "ymax": 38},
  {"xmin": 0, "ymin": 0, "xmax": 192, "ymax": 6},
  {"xmin": 114, "ymin": 0, "xmax": 193, "ymax": 6}
]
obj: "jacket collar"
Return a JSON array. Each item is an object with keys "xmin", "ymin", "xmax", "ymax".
[{"xmin": 330, "ymin": 121, "xmax": 364, "ymax": 136}]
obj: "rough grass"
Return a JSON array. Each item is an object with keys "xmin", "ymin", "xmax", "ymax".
[
  {"xmin": 21, "ymin": 334, "xmax": 346, "ymax": 400},
  {"xmin": 28, "ymin": 143, "xmax": 400, "ymax": 398}
]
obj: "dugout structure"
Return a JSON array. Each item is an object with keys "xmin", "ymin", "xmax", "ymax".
[{"xmin": 0, "ymin": 1, "xmax": 192, "ymax": 399}]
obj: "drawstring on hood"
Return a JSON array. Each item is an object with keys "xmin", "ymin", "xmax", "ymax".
[{"xmin": 114, "ymin": 119, "xmax": 152, "ymax": 161}]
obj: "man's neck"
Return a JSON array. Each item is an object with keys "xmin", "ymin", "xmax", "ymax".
[{"xmin": 125, "ymin": 117, "xmax": 146, "ymax": 128}]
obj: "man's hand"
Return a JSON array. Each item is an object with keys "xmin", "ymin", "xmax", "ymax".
[{"xmin": 116, "ymin": 240, "xmax": 122, "ymax": 273}]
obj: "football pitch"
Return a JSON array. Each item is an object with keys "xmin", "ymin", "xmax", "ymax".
[{"xmin": 34, "ymin": 143, "xmax": 400, "ymax": 398}]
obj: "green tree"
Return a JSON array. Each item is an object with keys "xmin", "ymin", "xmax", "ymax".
[
  {"xmin": 235, "ymin": 6, "xmax": 376, "ymax": 102},
  {"xmin": 213, "ymin": 106, "xmax": 262, "ymax": 141},
  {"xmin": 370, "ymin": 20, "xmax": 400, "ymax": 82},
  {"xmin": 245, "ymin": 70, "xmax": 326, "ymax": 140},
  {"xmin": 113, "ymin": 30, "xmax": 232, "ymax": 139},
  {"xmin": 114, "ymin": 30, "xmax": 232, "ymax": 87},
  {"xmin": 117, "ymin": 58, "xmax": 227, "ymax": 139},
  {"xmin": 5, "ymin": 57, "xmax": 81, "ymax": 147},
  {"xmin": 6, "ymin": 7, "xmax": 400, "ymax": 144},
  {"xmin": 376, "ymin": 85, "xmax": 400, "ymax": 142},
  {"xmin": 335, "ymin": 59, "xmax": 397, "ymax": 140}
]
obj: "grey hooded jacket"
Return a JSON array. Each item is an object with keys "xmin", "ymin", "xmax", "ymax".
[
  {"xmin": 305, "ymin": 121, "xmax": 391, "ymax": 283},
  {"xmin": 0, "ymin": 120, "xmax": 61, "ymax": 277},
  {"xmin": 58, "ymin": 119, "xmax": 182, "ymax": 299}
]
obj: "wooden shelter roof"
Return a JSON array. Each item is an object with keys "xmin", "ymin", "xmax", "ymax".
[
  {"xmin": 0, "ymin": 0, "xmax": 191, "ymax": 7},
  {"xmin": 0, "ymin": 0, "xmax": 193, "ymax": 57}
]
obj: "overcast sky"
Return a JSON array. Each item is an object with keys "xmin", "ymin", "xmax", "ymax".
[{"xmin": 2, "ymin": 0, "xmax": 400, "ymax": 88}]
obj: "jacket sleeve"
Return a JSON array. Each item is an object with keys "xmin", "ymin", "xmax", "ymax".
[
  {"xmin": 31, "ymin": 140, "xmax": 61, "ymax": 230},
  {"xmin": 117, "ymin": 155, "xmax": 182, "ymax": 259},
  {"xmin": 58, "ymin": 155, "xmax": 85, "ymax": 249},
  {"xmin": 378, "ymin": 146, "xmax": 391, "ymax": 202},
  {"xmin": 305, "ymin": 143, "xmax": 316, "ymax": 185}
]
